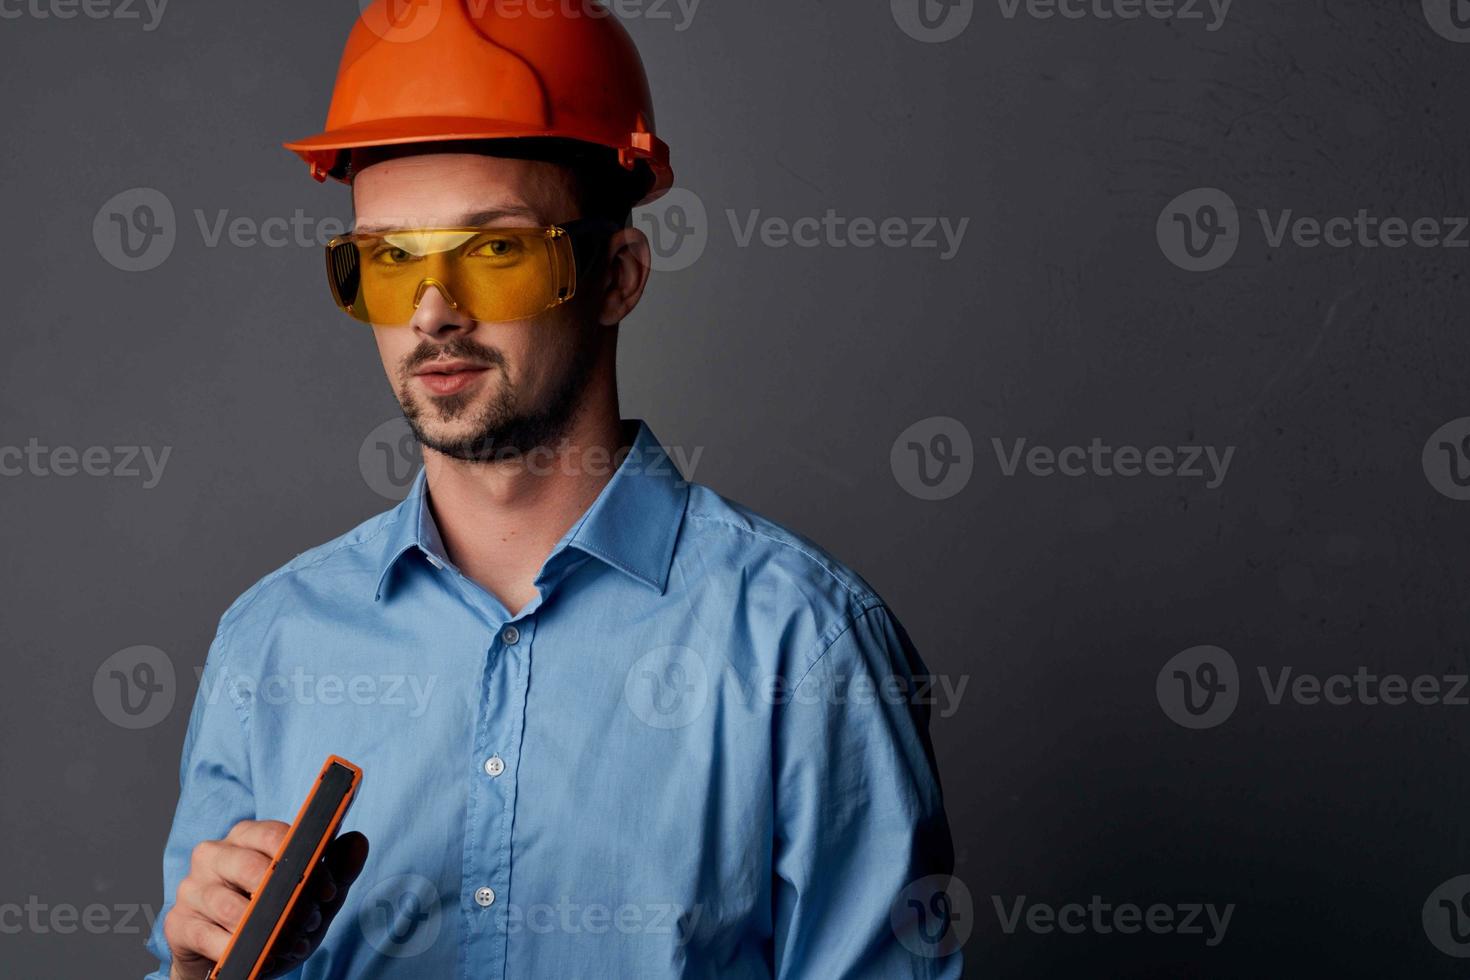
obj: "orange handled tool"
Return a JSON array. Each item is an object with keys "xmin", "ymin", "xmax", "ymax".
[{"xmin": 208, "ymin": 756, "xmax": 363, "ymax": 980}]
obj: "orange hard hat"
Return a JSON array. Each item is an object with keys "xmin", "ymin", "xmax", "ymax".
[{"xmin": 284, "ymin": 0, "xmax": 673, "ymax": 205}]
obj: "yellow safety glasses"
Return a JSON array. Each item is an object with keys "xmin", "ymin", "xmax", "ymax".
[{"xmin": 324, "ymin": 220, "xmax": 611, "ymax": 326}]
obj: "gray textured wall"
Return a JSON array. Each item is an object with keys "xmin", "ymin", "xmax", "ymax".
[{"xmin": 3, "ymin": 1, "xmax": 1470, "ymax": 976}]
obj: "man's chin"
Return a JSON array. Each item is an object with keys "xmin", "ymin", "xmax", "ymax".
[{"xmin": 411, "ymin": 424, "xmax": 508, "ymax": 463}]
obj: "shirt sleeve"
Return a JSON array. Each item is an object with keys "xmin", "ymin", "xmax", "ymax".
[
  {"xmin": 771, "ymin": 602, "xmax": 964, "ymax": 979},
  {"xmin": 144, "ymin": 621, "xmax": 256, "ymax": 979}
]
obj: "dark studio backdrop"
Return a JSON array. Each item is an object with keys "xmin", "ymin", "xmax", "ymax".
[{"xmin": 3, "ymin": 1, "xmax": 1469, "ymax": 976}]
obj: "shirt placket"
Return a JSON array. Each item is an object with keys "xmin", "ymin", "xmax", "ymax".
[{"xmin": 460, "ymin": 611, "xmax": 534, "ymax": 979}]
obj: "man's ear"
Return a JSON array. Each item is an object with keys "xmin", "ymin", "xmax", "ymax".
[{"xmin": 596, "ymin": 226, "xmax": 653, "ymax": 327}]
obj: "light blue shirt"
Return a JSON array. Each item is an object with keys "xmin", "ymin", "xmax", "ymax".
[{"xmin": 147, "ymin": 422, "xmax": 959, "ymax": 979}]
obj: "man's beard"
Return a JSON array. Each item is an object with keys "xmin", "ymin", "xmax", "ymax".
[{"xmin": 397, "ymin": 335, "xmax": 598, "ymax": 464}]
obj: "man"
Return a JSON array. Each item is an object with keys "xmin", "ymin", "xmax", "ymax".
[{"xmin": 147, "ymin": 3, "xmax": 959, "ymax": 977}]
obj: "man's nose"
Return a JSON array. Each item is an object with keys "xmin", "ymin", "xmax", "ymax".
[{"xmin": 408, "ymin": 278, "xmax": 473, "ymax": 338}]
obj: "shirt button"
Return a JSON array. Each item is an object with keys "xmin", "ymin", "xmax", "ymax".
[
  {"xmin": 501, "ymin": 626, "xmax": 520, "ymax": 645},
  {"xmin": 483, "ymin": 755, "xmax": 505, "ymax": 777},
  {"xmin": 474, "ymin": 887, "xmax": 496, "ymax": 908}
]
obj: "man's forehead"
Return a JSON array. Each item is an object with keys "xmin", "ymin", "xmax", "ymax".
[
  {"xmin": 352, "ymin": 205, "xmax": 542, "ymax": 234},
  {"xmin": 351, "ymin": 152, "xmax": 575, "ymax": 228}
]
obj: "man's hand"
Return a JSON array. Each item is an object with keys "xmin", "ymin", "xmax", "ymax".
[{"xmin": 163, "ymin": 820, "xmax": 370, "ymax": 980}]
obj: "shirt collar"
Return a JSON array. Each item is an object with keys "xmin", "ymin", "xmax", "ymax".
[{"xmin": 374, "ymin": 421, "xmax": 689, "ymax": 602}]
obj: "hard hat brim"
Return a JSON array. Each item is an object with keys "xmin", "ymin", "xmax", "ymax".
[{"xmin": 284, "ymin": 116, "xmax": 672, "ymax": 205}]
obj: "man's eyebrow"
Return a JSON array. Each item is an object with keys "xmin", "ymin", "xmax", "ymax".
[
  {"xmin": 353, "ymin": 206, "xmax": 541, "ymax": 234},
  {"xmin": 461, "ymin": 206, "xmax": 541, "ymax": 225}
]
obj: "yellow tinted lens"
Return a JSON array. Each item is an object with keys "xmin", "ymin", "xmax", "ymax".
[{"xmin": 327, "ymin": 228, "xmax": 574, "ymax": 325}]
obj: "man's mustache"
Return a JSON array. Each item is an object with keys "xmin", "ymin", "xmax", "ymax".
[{"xmin": 401, "ymin": 340, "xmax": 506, "ymax": 377}]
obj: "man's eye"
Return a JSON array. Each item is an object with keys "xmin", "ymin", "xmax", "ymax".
[
  {"xmin": 370, "ymin": 246, "xmax": 414, "ymax": 264},
  {"xmin": 469, "ymin": 238, "xmax": 520, "ymax": 258}
]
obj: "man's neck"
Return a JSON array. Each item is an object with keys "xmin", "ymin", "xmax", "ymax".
[{"xmin": 420, "ymin": 405, "xmax": 630, "ymax": 616}]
